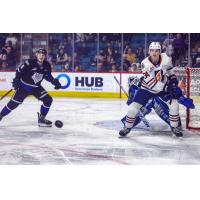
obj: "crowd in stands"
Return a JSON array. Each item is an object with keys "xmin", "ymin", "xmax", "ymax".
[
  {"xmin": 1, "ymin": 33, "xmax": 200, "ymax": 72},
  {"xmin": 0, "ymin": 33, "xmax": 20, "ymax": 70}
]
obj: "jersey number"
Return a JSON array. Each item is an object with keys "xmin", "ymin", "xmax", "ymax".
[{"xmin": 143, "ymin": 72, "xmax": 150, "ymax": 79}]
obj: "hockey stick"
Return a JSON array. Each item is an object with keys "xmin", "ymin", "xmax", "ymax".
[
  {"xmin": 113, "ymin": 75, "xmax": 150, "ymax": 128},
  {"xmin": 0, "ymin": 89, "xmax": 13, "ymax": 101},
  {"xmin": 113, "ymin": 75, "xmax": 129, "ymax": 97}
]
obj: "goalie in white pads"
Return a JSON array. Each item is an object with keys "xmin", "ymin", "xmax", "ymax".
[{"xmin": 119, "ymin": 42, "xmax": 184, "ymax": 137}]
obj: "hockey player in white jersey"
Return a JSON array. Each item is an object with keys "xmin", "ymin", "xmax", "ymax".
[{"xmin": 119, "ymin": 42, "xmax": 183, "ymax": 137}]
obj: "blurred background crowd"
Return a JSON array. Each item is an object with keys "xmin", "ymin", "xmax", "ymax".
[{"xmin": 0, "ymin": 33, "xmax": 200, "ymax": 72}]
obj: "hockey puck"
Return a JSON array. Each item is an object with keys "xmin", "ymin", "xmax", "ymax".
[{"xmin": 55, "ymin": 120, "xmax": 63, "ymax": 128}]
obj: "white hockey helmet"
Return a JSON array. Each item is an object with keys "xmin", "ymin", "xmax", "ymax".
[{"xmin": 149, "ymin": 42, "xmax": 161, "ymax": 52}]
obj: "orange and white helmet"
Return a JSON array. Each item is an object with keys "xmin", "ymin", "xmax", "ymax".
[{"xmin": 149, "ymin": 42, "xmax": 161, "ymax": 52}]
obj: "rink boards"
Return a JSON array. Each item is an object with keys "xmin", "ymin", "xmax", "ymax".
[{"xmin": 0, "ymin": 72, "xmax": 143, "ymax": 98}]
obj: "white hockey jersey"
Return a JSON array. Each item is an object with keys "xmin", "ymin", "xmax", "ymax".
[{"xmin": 140, "ymin": 53, "xmax": 174, "ymax": 93}]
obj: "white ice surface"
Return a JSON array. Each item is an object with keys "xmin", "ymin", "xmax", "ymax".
[{"xmin": 0, "ymin": 97, "xmax": 200, "ymax": 165}]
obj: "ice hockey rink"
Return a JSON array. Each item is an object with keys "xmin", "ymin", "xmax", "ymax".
[{"xmin": 0, "ymin": 97, "xmax": 200, "ymax": 165}]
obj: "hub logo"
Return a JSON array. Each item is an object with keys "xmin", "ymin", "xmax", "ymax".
[
  {"xmin": 75, "ymin": 77, "xmax": 103, "ymax": 87},
  {"xmin": 56, "ymin": 74, "xmax": 71, "ymax": 89}
]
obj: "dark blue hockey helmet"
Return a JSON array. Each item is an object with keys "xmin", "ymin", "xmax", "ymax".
[{"xmin": 36, "ymin": 48, "xmax": 47, "ymax": 55}]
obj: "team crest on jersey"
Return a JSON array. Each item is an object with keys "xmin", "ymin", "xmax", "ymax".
[{"xmin": 32, "ymin": 73, "xmax": 43, "ymax": 84}]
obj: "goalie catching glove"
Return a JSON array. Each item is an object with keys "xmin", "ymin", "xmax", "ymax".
[{"xmin": 178, "ymin": 96, "xmax": 195, "ymax": 109}]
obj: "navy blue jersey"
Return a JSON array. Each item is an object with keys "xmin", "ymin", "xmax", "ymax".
[{"xmin": 16, "ymin": 59, "xmax": 54, "ymax": 88}]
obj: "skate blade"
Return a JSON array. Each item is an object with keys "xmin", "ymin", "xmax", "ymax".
[
  {"xmin": 172, "ymin": 134, "xmax": 183, "ymax": 139},
  {"xmin": 118, "ymin": 135, "xmax": 128, "ymax": 138},
  {"xmin": 38, "ymin": 123, "xmax": 52, "ymax": 127}
]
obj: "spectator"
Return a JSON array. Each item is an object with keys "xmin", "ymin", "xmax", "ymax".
[
  {"xmin": 62, "ymin": 36, "xmax": 73, "ymax": 56},
  {"xmin": 75, "ymin": 34, "xmax": 85, "ymax": 42},
  {"xmin": 0, "ymin": 50, "xmax": 7, "ymax": 70},
  {"xmin": 165, "ymin": 44, "xmax": 174, "ymax": 57},
  {"xmin": 96, "ymin": 50, "xmax": 107, "ymax": 72},
  {"xmin": 0, "ymin": 34, "xmax": 7, "ymax": 48},
  {"xmin": 192, "ymin": 47, "xmax": 200, "ymax": 66},
  {"xmin": 63, "ymin": 56, "xmax": 73, "ymax": 72},
  {"xmin": 74, "ymin": 52, "xmax": 81, "ymax": 67},
  {"xmin": 59, "ymin": 35, "xmax": 73, "ymax": 55},
  {"xmin": 56, "ymin": 47, "xmax": 68, "ymax": 66},
  {"xmin": 165, "ymin": 44, "xmax": 176, "ymax": 65},
  {"xmin": 123, "ymin": 47, "xmax": 137, "ymax": 70},
  {"xmin": 128, "ymin": 63, "xmax": 138, "ymax": 72},
  {"xmin": 163, "ymin": 33, "xmax": 175, "ymax": 50},
  {"xmin": 5, "ymin": 33, "xmax": 18, "ymax": 49},
  {"xmin": 191, "ymin": 47, "xmax": 198, "ymax": 66},
  {"xmin": 136, "ymin": 47, "xmax": 145, "ymax": 63},
  {"xmin": 190, "ymin": 34, "xmax": 200, "ymax": 50},
  {"xmin": 107, "ymin": 47, "xmax": 119, "ymax": 61},
  {"xmin": 106, "ymin": 47, "xmax": 116, "ymax": 67},
  {"xmin": 59, "ymin": 37, "xmax": 67, "ymax": 49},
  {"xmin": 74, "ymin": 63, "xmax": 82, "ymax": 72},
  {"xmin": 90, "ymin": 57, "xmax": 97, "ymax": 66},
  {"xmin": 83, "ymin": 34, "xmax": 92, "ymax": 42},
  {"xmin": 172, "ymin": 33, "xmax": 187, "ymax": 66},
  {"xmin": 77, "ymin": 42, "xmax": 90, "ymax": 57},
  {"xmin": 109, "ymin": 62, "xmax": 118, "ymax": 72},
  {"xmin": 193, "ymin": 57, "xmax": 200, "ymax": 68},
  {"xmin": 4, "ymin": 45, "xmax": 16, "ymax": 67},
  {"xmin": 87, "ymin": 34, "xmax": 97, "ymax": 42},
  {"xmin": 123, "ymin": 55, "xmax": 130, "ymax": 71}
]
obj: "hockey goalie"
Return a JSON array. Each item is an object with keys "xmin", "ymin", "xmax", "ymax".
[{"xmin": 121, "ymin": 75, "xmax": 194, "ymax": 134}]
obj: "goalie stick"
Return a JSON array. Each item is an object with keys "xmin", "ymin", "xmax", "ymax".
[{"xmin": 113, "ymin": 75, "xmax": 150, "ymax": 128}]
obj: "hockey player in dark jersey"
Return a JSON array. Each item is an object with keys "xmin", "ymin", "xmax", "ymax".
[{"xmin": 0, "ymin": 48, "xmax": 62, "ymax": 127}]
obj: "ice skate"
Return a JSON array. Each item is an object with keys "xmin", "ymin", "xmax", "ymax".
[
  {"xmin": 38, "ymin": 112, "xmax": 52, "ymax": 127},
  {"xmin": 119, "ymin": 126, "xmax": 131, "ymax": 137},
  {"xmin": 171, "ymin": 127, "xmax": 183, "ymax": 138}
]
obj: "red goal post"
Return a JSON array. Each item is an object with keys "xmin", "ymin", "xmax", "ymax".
[
  {"xmin": 185, "ymin": 67, "xmax": 200, "ymax": 130},
  {"xmin": 174, "ymin": 66, "xmax": 200, "ymax": 130}
]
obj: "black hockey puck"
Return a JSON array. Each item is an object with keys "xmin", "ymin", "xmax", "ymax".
[{"xmin": 55, "ymin": 120, "xmax": 63, "ymax": 128}]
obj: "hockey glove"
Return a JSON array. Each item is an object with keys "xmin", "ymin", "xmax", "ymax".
[
  {"xmin": 178, "ymin": 96, "xmax": 195, "ymax": 109},
  {"xmin": 165, "ymin": 74, "xmax": 179, "ymax": 100},
  {"xmin": 53, "ymin": 79, "xmax": 62, "ymax": 90},
  {"xmin": 167, "ymin": 74, "xmax": 178, "ymax": 87},
  {"xmin": 12, "ymin": 77, "xmax": 20, "ymax": 90}
]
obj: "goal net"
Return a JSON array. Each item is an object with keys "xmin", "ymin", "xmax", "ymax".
[{"xmin": 175, "ymin": 67, "xmax": 200, "ymax": 130}]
